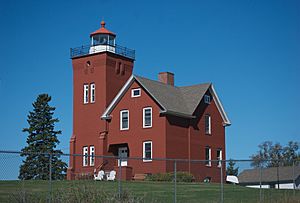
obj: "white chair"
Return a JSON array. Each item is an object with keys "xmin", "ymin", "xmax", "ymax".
[
  {"xmin": 94, "ymin": 170, "xmax": 105, "ymax": 181},
  {"xmin": 106, "ymin": 170, "xmax": 116, "ymax": 181}
]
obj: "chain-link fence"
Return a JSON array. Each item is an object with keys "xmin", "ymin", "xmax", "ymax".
[{"xmin": 0, "ymin": 150, "xmax": 299, "ymax": 203}]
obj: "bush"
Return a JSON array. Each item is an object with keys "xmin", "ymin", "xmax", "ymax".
[
  {"xmin": 176, "ymin": 172, "xmax": 195, "ymax": 182},
  {"xmin": 146, "ymin": 172, "xmax": 194, "ymax": 182}
]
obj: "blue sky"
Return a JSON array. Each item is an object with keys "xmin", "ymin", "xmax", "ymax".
[{"xmin": 0, "ymin": 0, "xmax": 299, "ymax": 160}]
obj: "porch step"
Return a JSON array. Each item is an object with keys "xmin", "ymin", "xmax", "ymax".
[{"xmin": 133, "ymin": 173, "xmax": 147, "ymax": 181}]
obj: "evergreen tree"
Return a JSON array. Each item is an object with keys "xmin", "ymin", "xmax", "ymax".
[
  {"xmin": 19, "ymin": 94, "xmax": 67, "ymax": 180},
  {"xmin": 226, "ymin": 159, "xmax": 239, "ymax": 176}
]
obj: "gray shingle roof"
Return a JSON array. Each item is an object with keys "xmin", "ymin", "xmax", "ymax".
[
  {"xmin": 238, "ymin": 165, "xmax": 300, "ymax": 184},
  {"xmin": 135, "ymin": 75, "xmax": 211, "ymax": 117},
  {"xmin": 102, "ymin": 74, "xmax": 230, "ymax": 125}
]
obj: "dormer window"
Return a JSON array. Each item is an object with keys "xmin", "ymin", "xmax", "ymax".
[
  {"xmin": 204, "ymin": 95, "xmax": 211, "ymax": 104},
  {"xmin": 131, "ymin": 88, "xmax": 141, "ymax": 97}
]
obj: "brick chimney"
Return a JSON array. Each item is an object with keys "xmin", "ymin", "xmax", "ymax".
[{"xmin": 158, "ymin": 72, "xmax": 174, "ymax": 86}]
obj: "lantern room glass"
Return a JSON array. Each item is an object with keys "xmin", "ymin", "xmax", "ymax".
[{"xmin": 91, "ymin": 34, "xmax": 115, "ymax": 46}]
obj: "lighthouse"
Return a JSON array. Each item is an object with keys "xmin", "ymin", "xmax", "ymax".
[{"xmin": 67, "ymin": 21, "xmax": 135, "ymax": 180}]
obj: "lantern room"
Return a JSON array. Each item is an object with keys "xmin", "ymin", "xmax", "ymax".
[
  {"xmin": 89, "ymin": 21, "xmax": 116, "ymax": 54},
  {"xmin": 70, "ymin": 21, "xmax": 135, "ymax": 60}
]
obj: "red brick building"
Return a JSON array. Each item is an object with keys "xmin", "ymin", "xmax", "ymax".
[{"xmin": 67, "ymin": 21, "xmax": 231, "ymax": 182}]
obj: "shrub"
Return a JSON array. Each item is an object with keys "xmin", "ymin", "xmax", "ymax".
[
  {"xmin": 175, "ymin": 172, "xmax": 195, "ymax": 182},
  {"xmin": 146, "ymin": 172, "xmax": 194, "ymax": 182}
]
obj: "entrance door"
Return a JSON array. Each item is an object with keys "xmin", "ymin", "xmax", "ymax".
[{"xmin": 118, "ymin": 147, "xmax": 128, "ymax": 166}]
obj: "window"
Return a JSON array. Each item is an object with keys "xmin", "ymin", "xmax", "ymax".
[
  {"xmin": 90, "ymin": 146, "xmax": 95, "ymax": 166},
  {"xmin": 83, "ymin": 84, "xmax": 89, "ymax": 104},
  {"xmin": 204, "ymin": 95, "xmax": 211, "ymax": 104},
  {"xmin": 120, "ymin": 110, "xmax": 129, "ymax": 130},
  {"xmin": 90, "ymin": 83, "xmax": 95, "ymax": 103},
  {"xmin": 143, "ymin": 141, "xmax": 152, "ymax": 162},
  {"xmin": 205, "ymin": 114, "xmax": 211, "ymax": 135},
  {"xmin": 131, "ymin": 88, "xmax": 141, "ymax": 97},
  {"xmin": 83, "ymin": 146, "xmax": 88, "ymax": 166},
  {"xmin": 205, "ymin": 147, "xmax": 211, "ymax": 166},
  {"xmin": 217, "ymin": 149, "xmax": 222, "ymax": 167},
  {"xmin": 143, "ymin": 107, "xmax": 152, "ymax": 128}
]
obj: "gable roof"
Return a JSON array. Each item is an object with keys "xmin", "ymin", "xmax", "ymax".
[
  {"xmin": 238, "ymin": 165, "xmax": 300, "ymax": 184},
  {"xmin": 101, "ymin": 75, "xmax": 231, "ymax": 126}
]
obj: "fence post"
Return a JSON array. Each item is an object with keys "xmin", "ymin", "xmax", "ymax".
[
  {"xmin": 259, "ymin": 164, "xmax": 262, "ymax": 203},
  {"xmin": 174, "ymin": 160, "xmax": 177, "ymax": 203},
  {"xmin": 276, "ymin": 165, "xmax": 279, "ymax": 189},
  {"xmin": 118, "ymin": 157, "xmax": 122, "ymax": 200},
  {"xmin": 220, "ymin": 160, "xmax": 224, "ymax": 203},
  {"xmin": 49, "ymin": 153, "xmax": 52, "ymax": 203},
  {"xmin": 293, "ymin": 160, "xmax": 295, "ymax": 197}
]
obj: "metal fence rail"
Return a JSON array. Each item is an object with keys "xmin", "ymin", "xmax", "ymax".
[
  {"xmin": 70, "ymin": 44, "xmax": 135, "ymax": 60},
  {"xmin": 0, "ymin": 150, "xmax": 299, "ymax": 203}
]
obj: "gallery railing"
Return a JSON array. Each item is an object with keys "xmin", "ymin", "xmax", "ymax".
[{"xmin": 70, "ymin": 44, "xmax": 135, "ymax": 60}]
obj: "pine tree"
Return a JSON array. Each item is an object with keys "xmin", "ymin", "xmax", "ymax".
[
  {"xmin": 226, "ymin": 159, "xmax": 239, "ymax": 176},
  {"xmin": 19, "ymin": 94, "xmax": 67, "ymax": 180}
]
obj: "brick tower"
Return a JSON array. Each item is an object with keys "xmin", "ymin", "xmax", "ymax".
[{"xmin": 67, "ymin": 21, "xmax": 135, "ymax": 180}]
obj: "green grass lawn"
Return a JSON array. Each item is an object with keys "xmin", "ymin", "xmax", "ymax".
[{"xmin": 0, "ymin": 180, "xmax": 299, "ymax": 203}]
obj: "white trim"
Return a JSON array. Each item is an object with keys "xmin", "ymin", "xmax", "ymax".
[
  {"xmin": 131, "ymin": 88, "xmax": 141, "ymax": 98},
  {"xmin": 210, "ymin": 85, "xmax": 231, "ymax": 126},
  {"xmin": 101, "ymin": 76, "xmax": 231, "ymax": 127},
  {"xmin": 90, "ymin": 83, "xmax": 95, "ymax": 103},
  {"xmin": 83, "ymin": 84, "xmax": 89, "ymax": 104},
  {"xmin": 143, "ymin": 107, "xmax": 152, "ymax": 128},
  {"xmin": 135, "ymin": 77, "xmax": 167, "ymax": 110},
  {"xmin": 101, "ymin": 75, "xmax": 167, "ymax": 119},
  {"xmin": 205, "ymin": 147, "xmax": 211, "ymax": 166},
  {"xmin": 89, "ymin": 146, "xmax": 95, "ymax": 166},
  {"xmin": 143, "ymin": 141, "xmax": 152, "ymax": 162},
  {"xmin": 120, "ymin": 110, "xmax": 129, "ymax": 130},
  {"xmin": 205, "ymin": 114, "xmax": 211, "ymax": 135},
  {"xmin": 101, "ymin": 75, "xmax": 134, "ymax": 119},
  {"xmin": 83, "ymin": 146, "xmax": 88, "ymax": 166}
]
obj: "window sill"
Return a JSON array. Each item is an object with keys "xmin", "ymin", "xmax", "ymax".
[
  {"xmin": 120, "ymin": 128, "xmax": 129, "ymax": 131},
  {"xmin": 143, "ymin": 159, "xmax": 152, "ymax": 162}
]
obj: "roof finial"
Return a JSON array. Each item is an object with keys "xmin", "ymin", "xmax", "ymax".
[{"xmin": 101, "ymin": 20, "xmax": 106, "ymax": 28}]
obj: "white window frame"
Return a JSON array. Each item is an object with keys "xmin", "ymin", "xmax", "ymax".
[
  {"xmin": 83, "ymin": 84, "xmax": 89, "ymax": 104},
  {"xmin": 205, "ymin": 147, "xmax": 211, "ymax": 166},
  {"xmin": 143, "ymin": 107, "xmax": 152, "ymax": 128},
  {"xmin": 120, "ymin": 110, "xmax": 129, "ymax": 130},
  {"xmin": 143, "ymin": 141, "xmax": 152, "ymax": 162},
  {"xmin": 131, "ymin": 88, "xmax": 141, "ymax": 98},
  {"xmin": 90, "ymin": 83, "xmax": 95, "ymax": 103},
  {"xmin": 83, "ymin": 146, "xmax": 88, "ymax": 166},
  {"xmin": 205, "ymin": 114, "xmax": 211, "ymax": 135},
  {"xmin": 217, "ymin": 149, "xmax": 222, "ymax": 167},
  {"xmin": 204, "ymin": 95, "xmax": 211, "ymax": 104},
  {"xmin": 90, "ymin": 146, "xmax": 95, "ymax": 166}
]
